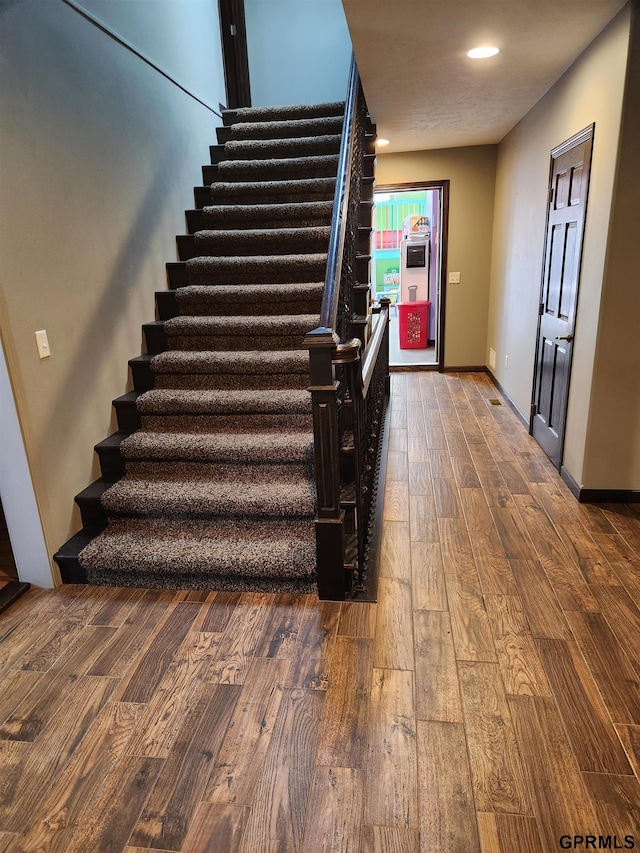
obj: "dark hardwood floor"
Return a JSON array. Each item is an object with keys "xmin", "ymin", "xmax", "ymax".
[{"xmin": 0, "ymin": 371, "xmax": 638, "ymax": 852}]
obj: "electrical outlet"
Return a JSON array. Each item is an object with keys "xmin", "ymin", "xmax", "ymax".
[
  {"xmin": 504, "ymin": 355, "xmax": 509, "ymax": 369},
  {"xmin": 448, "ymin": 271, "xmax": 461, "ymax": 284},
  {"xmin": 35, "ymin": 329, "xmax": 51, "ymax": 359}
]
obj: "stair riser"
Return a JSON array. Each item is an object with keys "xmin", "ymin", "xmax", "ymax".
[
  {"xmin": 126, "ymin": 460, "xmax": 313, "ymax": 480},
  {"xmin": 350, "ymin": 317, "xmax": 371, "ymax": 346},
  {"xmin": 143, "ymin": 323, "xmax": 167, "ymax": 355},
  {"xmin": 152, "ymin": 373, "xmax": 310, "ymax": 392},
  {"xmin": 84, "ymin": 569, "xmax": 315, "ymax": 594},
  {"xmin": 223, "ymin": 104, "xmax": 344, "ymax": 125},
  {"xmin": 55, "ymin": 555, "xmax": 89, "ymax": 584},
  {"xmin": 364, "ymin": 133, "xmax": 376, "ymax": 155},
  {"xmin": 186, "ymin": 209, "xmax": 332, "ymax": 233},
  {"xmin": 356, "ymin": 255, "xmax": 370, "ymax": 283},
  {"xmin": 204, "ymin": 161, "xmax": 339, "ymax": 184},
  {"xmin": 129, "ymin": 358, "xmax": 155, "ymax": 392},
  {"xmin": 197, "ymin": 183, "xmax": 337, "ymax": 207},
  {"xmin": 167, "ymin": 262, "xmax": 188, "ymax": 289},
  {"xmin": 362, "ymin": 154, "xmax": 375, "ymax": 179},
  {"xmin": 113, "ymin": 398, "xmax": 141, "ymax": 432},
  {"xmin": 176, "ymin": 297, "xmax": 322, "ymax": 318},
  {"xmin": 103, "ymin": 507, "xmax": 314, "ymax": 522},
  {"xmin": 54, "ymin": 527, "xmax": 103, "ymax": 582},
  {"xmin": 351, "ymin": 284, "xmax": 370, "ymax": 318},
  {"xmin": 177, "ymin": 233, "xmax": 330, "ymax": 261},
  {"xmin": 96, "ymin": 446, "xmax": 126, "ymax": 478},
  {"xmin": 76, "ymin": 496, "xmax": 109, "ymax": 528},
  {"xmin": 359, "ymin": 201, "xmax": 373, "ymax": 229},
  {"xmin": 184, "ymin": 259, "xmax": 327, "ymax": 287},
  {"xmin": 209, "ymin": 145, "xmax": 226, "ymax": 164},
  {"xmin": 140, "ymin": 413, "xmax": 312, "ymax": 432},
  {"xmin": 358, "ymin": 229, "xmax": 371, "ymax": 256},
  {"xmin": 361, "ymin": 176, "xmax": 374, "ymax": 203},
  {"xmin": 225, "ymin": 118, "xmax": 344, "ymax": 141},
  {"xmin": 211, "ymin": 138, "xmax": 341, "ymax": 164},
  {"xmin": 155, "ymin": 290, "xmax": 179, "ymax": 320},
  {"xmin": 164, "ymin": 334, "xmax": 309, "ymax": 352},
  {"xmin": 121, "ymin": 450, "xmax": 312, "ymax": 465},
  {"xmin": 215, "ymin": 126, "xmax": 232, "ymax": 145}
]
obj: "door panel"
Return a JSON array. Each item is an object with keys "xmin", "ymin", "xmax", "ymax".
[{"xmin": 531, "ymin": 126, "xmax": 594, "ymax": 467}]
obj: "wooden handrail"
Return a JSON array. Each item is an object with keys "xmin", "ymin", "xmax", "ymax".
[
  {"xmin": 306, "ymin": 58, "xmax": 389, "ymax": 600},
  {"xmin": 361, "ymin": 304, "xmax": 389, "ymax": 397},
  {"xmin": 319, "ymin": 55, "xmax": 360, "ymax": 332}
]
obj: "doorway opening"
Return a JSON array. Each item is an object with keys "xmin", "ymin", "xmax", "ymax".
[{"xmin": 372, "ymin": 183, "xmax": 448, "ymax": 369}]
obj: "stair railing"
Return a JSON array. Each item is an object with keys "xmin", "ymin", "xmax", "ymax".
[{"xmin": 305, "ymin": 57, "xmax": 390, "ymax": 600}]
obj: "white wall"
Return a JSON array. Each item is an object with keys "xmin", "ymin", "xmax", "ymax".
[
  {"xmin": 582, "ymin": 3, "xmax": 640, "ymax": 489},
  {"xmin": 487, "ymin": 7, "xmax": 631, "ymax": 481},
  {"xmin": 70, "ymin": 0, "xmax": 226, "ymax": 110},
  {"xmin": 0, "ymin": 0, "xmax": 224, "ymax": 584},
  {"xmin": 245, "ymin": 0, "xmax": 352, "ymax": 105}
]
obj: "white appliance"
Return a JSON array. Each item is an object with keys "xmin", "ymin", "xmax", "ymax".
[{"xmin": 399, "ymin": 214, "xmax": 430, "ymax": 303}]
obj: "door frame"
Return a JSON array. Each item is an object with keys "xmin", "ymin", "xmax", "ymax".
[
  {"xmin": 218, "ymin": 0, "xmax": 252, "ymax": 109},
  {"xmin": 530, "ymin": 124, "xmax": 595, "ymax": 466},
  {"xmin": 373, "ymin": 180, "xmax": 450, "ymax": 371}
]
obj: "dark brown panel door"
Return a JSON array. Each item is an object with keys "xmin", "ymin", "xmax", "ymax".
[
  {"xmin": 531, "ymin": 125, "xmax": 594, "ymax": 467},
  {"xmin": 218, "ymin": 0, "xmax": 251, "ymax": 109}
]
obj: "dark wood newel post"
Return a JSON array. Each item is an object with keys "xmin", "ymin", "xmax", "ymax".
[{"xmin": 306, "ymin": 326, "xmax": 345, "ymax": 600}]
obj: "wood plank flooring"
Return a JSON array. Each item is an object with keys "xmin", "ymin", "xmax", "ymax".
[{"xmin": 1, "ymin": 371, "xmax": 639, "ymax": 851}]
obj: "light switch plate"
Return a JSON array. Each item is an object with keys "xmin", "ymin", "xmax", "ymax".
[
  {"xmin": 448, "ymin": 271, "xmax": 461, "ymax": 284},
  {"xmin": 35, "ymin": 329, "xmax": 51, "ymax": 359}
]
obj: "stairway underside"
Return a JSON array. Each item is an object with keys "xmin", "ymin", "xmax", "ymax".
[{"xmin": 55, "ymin": 102, "xmax": 352, "ymax": 594}]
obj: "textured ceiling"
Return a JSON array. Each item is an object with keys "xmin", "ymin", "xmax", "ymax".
[{"xmin": 342, "ymin": 0, "xmax": 627, "ymax": 151}]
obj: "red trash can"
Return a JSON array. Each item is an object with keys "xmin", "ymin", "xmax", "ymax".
[{"xmin": 398, "ymin": 301, "xmax": 430, "ymax": 349}]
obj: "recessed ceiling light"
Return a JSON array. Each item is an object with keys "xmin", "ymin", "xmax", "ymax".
[
  {"xmin": 376, "ymin": 138, "xmax": 390, "ymax": 147},
  {"xmin": 467, "ymin": 45, "xmax": 500, "ymax": 59}
]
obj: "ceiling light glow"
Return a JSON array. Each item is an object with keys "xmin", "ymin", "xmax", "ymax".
[
  {"xmin": 376, "ymin": 138, "xmax": 390, "ymax": 147},
  {"xmin": 467, "ymin": 45, "xmax": 500, "ymax": 59}
]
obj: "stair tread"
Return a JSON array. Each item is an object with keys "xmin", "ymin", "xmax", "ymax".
[
  {"xmin": 75, "ymin": 478, "xmax": 118, "ymax": 502},
  {"xmin": 215, "ymin": 155, "xmax": 338, "ymax": 181},
  {"xmin": 185, "ymin": 251, "xmax": 328, "ymax": 263},
  {"xmin": 79, "ymin": 517, "xmax": 316, "ymax": 579},
  {"xmin": 222, "ymin": 136, "xmax": 341, "ymax": 160},
  {"xmin": 188, "ymin": 227, "xmax": 330, "ymax": 258},
  {"xmin": 209, "ymin": 177, "xmax": 336, "ymax": 192},
  {"xmin": 95, "ymin": 431, "xmax": 129, "ymax": 450},
  {"xmin": 137, "ymin": 388, "xmax": 311, "ymax": 415},
  {"xmin": 120, "ymin": 429, "xmax": 314, "ymax": 462},
  {"xmin": 176, "ymin": 282, "xmax": 324, "ymax": 304},
  {"xmin": 185, "ymin": 253, "xmax": 328, "ymax": 285},
  {"xmin": 193, "ymin": 225, "xmax": 331, "ymax": 240},
  {"xmin": 226, "ymin": 101, "xmax": 344, "ymax": 123},
  {"xmin": 227, "ymin": 115, "xmax": 343, "ymax": 140},
  {"xmin": 164, "ymin": 314, "xmax": 319, "ymax": 335},
  {"xmin": 150, "ymin": 349, "xmax": 309, "ymax": 374},
  {"xmin": 113, "ymin": 391, "xmax": 140, "ymax": 404},
  {"xmin": 101, "ymin": 476, "xmax": 315, "ymax": 516},
  {"xmin": 199, "ymin": 201, "xmax": 333, "ymax": 218}
]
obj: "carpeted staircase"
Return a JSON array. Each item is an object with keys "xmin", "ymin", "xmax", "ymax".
[{"xmin": 58, "ymin": 101, "xmax": 347, "ymax": 593}]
